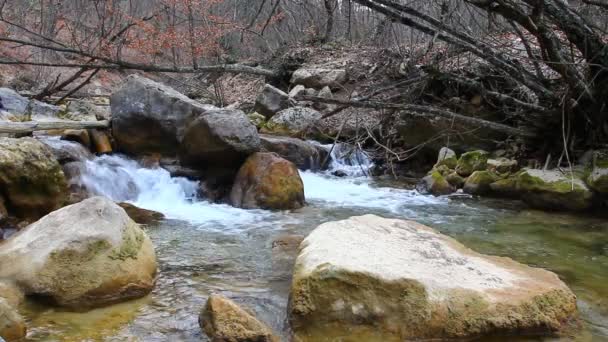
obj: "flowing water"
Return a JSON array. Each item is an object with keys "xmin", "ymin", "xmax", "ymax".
[{"xmin": 21, "ymin": 140, "xmax": 608, "ymax": 341}]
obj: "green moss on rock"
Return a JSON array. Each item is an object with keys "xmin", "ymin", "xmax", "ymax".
[
  {"xmin": 456, "ymin": 150, "xmax": 489, "ymax": 177},
  {"xmin": 463, "ymin": 171, "xmax": 499, "ymax": 195}
]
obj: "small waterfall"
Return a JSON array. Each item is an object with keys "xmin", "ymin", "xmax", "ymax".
[{"xmin": 313, "ymin": 142, "xmax": 373, "ymax": 177}]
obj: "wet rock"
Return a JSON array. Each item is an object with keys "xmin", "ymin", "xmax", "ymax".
[
  {"xmin": 417, "ymin": 169, "xmax": 454, "ymax": 196},
  {"xmin": 260, "ymin": 134, "xmax": 329, "ymax": 171},
  {"xmin": 446, "ymin": 172, "xmax": 465, "ymax": 189},
  {"xmin": 456, "ymin": 150, "xmax": 489, "ymax": 177},
  {"xmin": 111, "ymin": 75, "xmax": 217, "ymax": 156},
  {"xmin": 290, "ymin": 68, "xmax": 347, "ymax": 89},
  {"xmin": 41, "ymin": 137, "xmax": 94, "ymax": 163},
  {"xmin": 0, "ymin": 197, "xmax": 157, "ymax": 308},
  {"xmin": 200, "ymin": 294, "xmax": 279, "ymax": 342},
  {"xmin": 487, "ymin": 157, "xmax": 518, "ymax": 174},
  {"xmin": 332, "ymin": 170, "xmax": 348, "ymax": 177},
  {"xmin": 118, "ymin": 202, "xmax": 164, "ymax": 225},
  {"xmin": 89, "ymin": 129, "xmax": 112, "ymax": 154},
  {"xmin": 289, "ymin": 215, "xmax": 578, "ymax": 341},
  {"xmin": 0, "ymin": 137, "xmax": 68, "ymax": 220},
  {"xmin": 0, "ymin": 281, "xmax": 24, "ymax": 309},
  {"xmin": 0, "ymin": 298, "xmax": 26, "ymax": 341},
  {"xmin": 230, "ymin": 152, "xmax": 305, "ymax": 210},
  {"xmin": 515, "ymin": 169, "xmax": 594, "ymax": 211},
  {"xmin": 253, "ymin": 84, "xmax": 292, "ymax": 119},
  {"xmin": 180, "ymin": 109, "xmax": 260, "ymax": 169},
  {"xmin": 463, "ymin": 170, "xmax": 499, "ymax": 195},
  {"xmin": 263, "ymin": 106, "xmax": 322, "ymax": 136},
  {"xmin": 435, "ymin": 147, "xmax": 457, "ymax": 169},
  {"xmin": 61, "ymin": 129, "xmax": 92, "ymax": 150},
  {"xmin": 586, "ymin": 150, "xmax": 608, "ymax": 194}
]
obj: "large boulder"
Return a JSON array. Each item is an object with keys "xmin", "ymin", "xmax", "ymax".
[
  {"xmin": 200, "ymin": 294, "xmax": 279, "ymax": 342},
  {"xmin": 463, "ymin": 170, "xmax": 499, "ymax": 195},
  {"xmin": 0, "ymin": 137, "xmax": 68, "ymax": 220},
  {"xmin": 290, "ymin": 68, "xmax": 347, "ymax": 89},
  {"xmin": 253, "ymin": 84, "xmax": 292, "ymax": 119},
  {"xmin": 230, "ymin": 152, "xmax": 305, "ymax": 210},
  {"xmin": 416, "ymin": 169, "xmax": 454, "ymax": 196},
  {"xmin": 260, "ymin": 134, "xmax": 329, "ymax": 170},
  {"xmin": 0, "ymin": 197, "xmax": 157, "ymax": 308},
  {"xmin": 435, "ymin": 146, "xmax": 457, "ymax": 169},
  {"xmin": 263, "ymin": 106, "xmax": 322, "ymax": 136},
  {"xmin": 0, "ymin": 88, "xmax": 61, "ymax": 121},
  {"xmin": 110, "ymin": 75, "xmax": 216, "ymax": 156},
  {"xmin": 289, "ymin": 215, "xmax": 578, "ymax": 341},
  {"xmin": 180, "ymin": 108, "xmax": 260, "ymax": 169},
  {"xmin": 514, "ymin": 169, "xmax": 594, "ymax": 211}
]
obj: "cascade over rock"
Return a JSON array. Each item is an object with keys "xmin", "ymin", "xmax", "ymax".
[
  {"xmin": 260, "ymin": 134, "xmax": 329, "ymax": 170},
  {"xmin": 0, "ymin": 197, "xmax": 157, "ymax": 308},
  {"xmin": 289, "ymin": 215, "xmax": 578, "ymax": 341}
]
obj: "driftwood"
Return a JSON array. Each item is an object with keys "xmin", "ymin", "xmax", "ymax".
[
  {"xmin": 296, "ymin": 95, "xmax": 535, "ymax": 137},
  {"xmin": 0, "ymin": 120, "xmax": 109, "ymax": 134}
]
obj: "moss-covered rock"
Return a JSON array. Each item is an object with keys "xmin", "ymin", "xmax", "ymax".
[
  {"xmin": 247, "ymin": 112, "xmax": 267, "ymax": 128},
  {"xmin": 230, "ymin": 152, "xmax": 305, "ymax": 210},
  {"xmin": 487, "ymin": 157, "xmax": 518, "ymax": 175},
  {"xmin": 417, "ymin": 170, "xmax": 454, "ymax": 196},
  {"xmin": 289, "ymin": 215, "xmax": 578, "ymax": 341},
  {"xmin": 456, "ymin": 150, "xmax": 489, "ymax": 177},
  {"xmin": 262, "ymin": 106, "xmax": 322, "ymax": 137},
  {"xmin": 200, "ymin": 294, "xmax": 279, "ymax": 342},
  {"xmin": 514, "ymin": 169, "xmax": 594, "ymax": 211},
  {"xmin": 489, "ymin": 176, "xmax": 520, "ymax": 198},
  {"xmin": 0, "ymin": 137, "xmax": 68, "ymax": 220},
  {"xmin": 463, "ymin": 171, "xmax": 500, "ymax": 195},
  {"xmin": 446, "ymin": 172, "xmax": 466, "ymax": 189},
  {"xmin": 0, "ymin": 197, "xmax": 157, "ymax": 308}
]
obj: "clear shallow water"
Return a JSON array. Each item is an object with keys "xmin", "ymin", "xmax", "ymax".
[{"xmin": 20, "ymin": 145, "xmax": 608, "ymax": 341}]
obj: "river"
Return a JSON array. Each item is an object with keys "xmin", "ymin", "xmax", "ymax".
[{"xmin": 22, "ymin": 139, "xmax": 608, "ymax": 341}]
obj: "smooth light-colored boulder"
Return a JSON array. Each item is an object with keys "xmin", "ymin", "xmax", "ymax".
[
  {"xmin": 110, "ymin": 75, "xmax": 216, "ymax": 156},
  {"xmin": 487, "ymin": 158, "xmax": 518, "ymax": 174},
  {"xmin": 463, "ymin": 170, "xmax": 499, "ymax": 195},
  {"xmin": 0, "ymin": 137, "xmax": 68, "ymax": 220},
  {"xmin": 200, "ymin": 295, "xmax": 279, "ymax": 342},
  {"xmin": 289, "ymin": 215, "xmax": 578, "ymax": 341},
  {"xmin": 435, "ymin": 146, "xmax": 457, "ymax": 169},
  {"xmin": 515, "ymin": 169, "xmax": 594, "ymax": 211},
  {"xmin": 230, "ymin": 152, "xmax": 304, "ymax": 210},
  {"xmin": 456, "ymin": 150, "xmax": 489, "ymax": 177},
  {"xmin": 180, "ymin": 109, "xmax": 260, "ymax": 168},
  {"xmin": 260, "ymin": 134, "xmax": 329, "ymax": 170},
  {"xmin": 290, "ymin": 68, "xmax": 347, "ymax": 89},
  {"xmin": 264, "ymin": 106, "xmax": 322, "ymax": 136},
  {"xmin": 0, "ymin": 197, "xmax": 157, "ymax": 308},
  {"xmin": 253, "ymin": 84, "xmax": 292, "ymax": 119},
  {"xmin": 288, "ymin": 84, "xmax": 306, "ymax": 98}
]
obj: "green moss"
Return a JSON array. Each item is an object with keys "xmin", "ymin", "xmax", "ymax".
[
  {"xmin": 109, "ymin": 225, "xmax": 144, "ymax": 261},
  {"xmin": 50, "ymin": 240, "xmax": 113, "ymax": 264},
  {"xmin": 456, "ymin": 150, "xmax": 489, "ymax": 177},
  {"xmin": 436, "ymin": 156, "xmax": 457, "ymax": 169},
  {"xmin": 463, "ymin": 171, "xmax": 499, "ymax": 195}
]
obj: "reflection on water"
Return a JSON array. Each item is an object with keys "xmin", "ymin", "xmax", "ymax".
[{"xmin": 20, "ymin": 152, "xmax": 608, "ymax": 341}]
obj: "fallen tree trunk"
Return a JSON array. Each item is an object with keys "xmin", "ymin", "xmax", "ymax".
[
  {"xmin": 0, "ymin": 120, "xmax": 109, "ymax": 134},
  {"xmin": 296, "ymin": 95, "xmax": 535, "ymax": 138}
]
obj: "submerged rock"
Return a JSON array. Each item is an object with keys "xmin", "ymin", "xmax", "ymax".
[
  {"xmin": 0, "ymin": 197, "xmax": 157, "ymax": 308},
  {"xmin": 118, "ymin": 202, "xmax": 164, "ymax": 225},
  {"xmin": 289, "ymin": 215, "xmax": 578, "ymax": 341},
  {"xmin": 111, "ymin": 75, "xmax": 216, "ymax": 156},
  {"xmin": 260, "ymin": 134, "xmax": 329, "ymax": 170},
  {"xmin": 0, "ymin": 298, "xmax": 26, "ymax": 341},
  {"xmin": 263, "ymin": 106, "xmax": 322, "ymax": 136},
  {"xmin": 0, "ymin": 137, "xmax": 68, "ymax": 220},
  {"xmin": 230, "ymin": 152, "xmax": 305, "ymax": 210},
  {"xmin": 180, "ymin": 109, "xmax": 260, "ymax": 169},
  {"xmin": 515, "ymin": 169, "xmax": 594, "ymax": 211},
  {"xmin": 290, "ymin": 68, "xmax": 347, "ymax": 89},
  {"xmin": 200, "ymin": 294, "xmax": 279, "ymax": 342},
  {"xmin": 253, "ymin": 84, "xmax": 292, "ymax": 119},
  {"xmin": 456, "ymin": 150, "xmax": 489, "ymax": 177}
]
